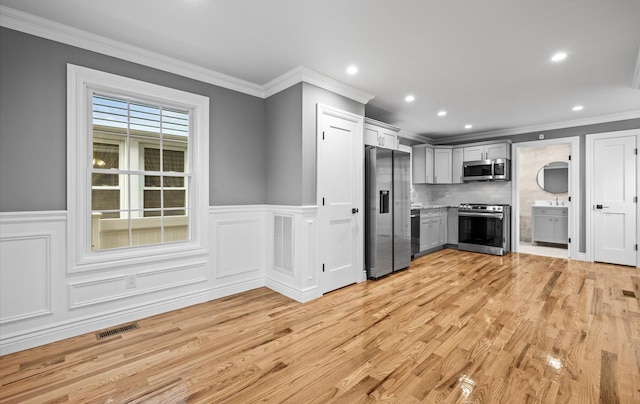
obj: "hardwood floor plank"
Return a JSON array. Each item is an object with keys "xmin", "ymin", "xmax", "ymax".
[{"xmin": 1, "ymin": 250, "xmax": 639, "ymax": 403}]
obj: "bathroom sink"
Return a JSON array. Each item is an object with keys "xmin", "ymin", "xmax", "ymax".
[{"xmin": 534, "ymin": 200, "xmax": 567, "ymax": 206}]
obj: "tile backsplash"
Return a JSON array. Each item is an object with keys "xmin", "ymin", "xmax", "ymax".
[{"xmin": 413, "ymin": 181, "xmax": 512, "ymax": 206}]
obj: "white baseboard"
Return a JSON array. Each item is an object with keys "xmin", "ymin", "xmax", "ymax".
[{"xmin": 264, "ymin": 277, "xmax": 321, "ymax": 303}]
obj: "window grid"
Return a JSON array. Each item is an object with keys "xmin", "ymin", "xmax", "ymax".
[{"xmin": 91, "ymin": 93, "xmax": 191, "ymax": 249}]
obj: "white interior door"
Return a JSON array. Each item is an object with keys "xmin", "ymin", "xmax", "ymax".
[
  {"xmin": 317, "ymin": 104, "xmax": 363, "ymax": 293},
  {"xmin": 591, "ymin": 133, "xmax": 637, "ymax": 266}
]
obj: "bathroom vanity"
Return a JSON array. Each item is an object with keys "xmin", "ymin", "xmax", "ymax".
[{"xmin": 531, "ymin": 205, "xmax": 568, "ymax": 245}]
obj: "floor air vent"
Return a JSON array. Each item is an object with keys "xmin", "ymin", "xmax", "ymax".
[{"xmin": 96, "ymin": 322, "xmax": 140, "ymax": 340}]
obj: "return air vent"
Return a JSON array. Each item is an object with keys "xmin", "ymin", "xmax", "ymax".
[
  {"xmin": 96, "ymin": 322, "xmax": 140, "ymax": 340},
  {"xmin": 274, "ymin": 214, "xmax": 293, "ymax": 273}
]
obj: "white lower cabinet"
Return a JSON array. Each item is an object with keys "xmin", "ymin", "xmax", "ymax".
[
  {"xmin": 531, "ymin": 206, "xmax": 568, "ymax": 244},
  {"xmin": 419, "ymin": 208, "xmax": 447, "ymax": 251}
]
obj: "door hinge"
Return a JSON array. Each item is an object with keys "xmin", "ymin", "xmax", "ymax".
[
  {"xmin": 322, "ymin": 263, "xmax": 325, "ymax": 272},
  {"xmin": 635, "ymin": 148, "xmax": 638, "ymax": 155},
  {"xmin": 322, "ymin": 197, "xmax": 325, "ymax": 206},
  {"xmin": 635, "ymin": 244, "xmax": 638, "ymax": 251},
  {"xmin": 322, "ymin": 131, "xmax": 325, "ymax": 140},
  {"xmin": 634, "ymin": 196, "xmax": 638, "ymax": 203},
  {"xmin": 568, "ymin": 196, "xmax": 571, "ymax": 202},
  {"xmin": 568, "ymin": 155, "xmax": 571, "ymax": 160},
  {"xmin": 568, "ymin": 237, "xmax": 571, "ymax": 243}
]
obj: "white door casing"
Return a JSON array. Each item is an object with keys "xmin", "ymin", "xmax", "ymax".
[
  {"xmin": 511, "ymin": 137, "xmax": 580, "ymax": 260},
  {"xmin": 587, "ymin": 131, "xmax": 638, "ymax": 266},
  {"xmin": 316, "ymin": 104, "xmax": 364, "ymax": 294}
]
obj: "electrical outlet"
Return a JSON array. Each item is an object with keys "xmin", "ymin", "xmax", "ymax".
[{"xmin": 126, "ymin": 275, "xmax": 137, "ymax": 289}]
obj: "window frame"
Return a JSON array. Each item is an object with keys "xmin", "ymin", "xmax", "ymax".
[{"xmin": 67, "ymin": 64, "xmax": 209, "ymax": 273}]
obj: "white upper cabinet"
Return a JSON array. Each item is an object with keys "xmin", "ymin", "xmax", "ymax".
[
  {"xmin": 413, "ymin": 146, "xmax": 452, "ymax": 184},
  {"xmin": 412, "ymin": 146, "xmax": 426, "ymax": 183},
  {"xmin": 412, "ymin": 145, "xmax": 434, "ymax": 184},
  {"xmin": 463, "ymin": 141, "xmax": 510, "ymax": 161},
  {"xmin": 433, "ymin": 148, "xmax": 452, "ymax": 184},
  {"xmin": 452, "ymin": 147, "xmax": 464, "ymax": 184},
  {"xmin": 425, "ymin": 147, "xmax": 434, "ymax": 184},
  {"xmin": 413, "ymin": 140, "xmax": 510, "ymax": 184},
  {"xmin": 364, "ymin": 118, "xmax": 399, "ymax": 150}
]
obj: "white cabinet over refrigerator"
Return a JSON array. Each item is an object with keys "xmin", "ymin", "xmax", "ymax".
[{"xmin": 364, "ymin": 118, "xmax": 400, "ymax": 150}]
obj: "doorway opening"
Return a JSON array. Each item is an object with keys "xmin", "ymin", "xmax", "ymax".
[{"xmin": 512, "ymin": 137, "xmax": 580, "ymax": 260}]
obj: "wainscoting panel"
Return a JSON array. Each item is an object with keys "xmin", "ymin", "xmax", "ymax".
[
  {"xmin": 0, "ymin": 234, "xmax": 51, "ymax": 324},
  {"xmin": 210, "ymin": 206, "xmax": 266, "ymax": 282},
  {"xmin": 265, "ymin": 206, "xmax": 321, "ymax": 303},
  {"xmin": 69, "ymin": 263, "xmax": 208, "ymax": 308}
]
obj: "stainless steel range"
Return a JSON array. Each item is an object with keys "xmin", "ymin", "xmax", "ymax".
[{"xmin": 458, "ymin": 203, "xmax": 511, "ymax": 256}]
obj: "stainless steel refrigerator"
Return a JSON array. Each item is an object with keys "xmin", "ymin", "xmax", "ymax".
[{"xmin": 365, "ymin": 146, "xmax": 411, "ymax": 279}]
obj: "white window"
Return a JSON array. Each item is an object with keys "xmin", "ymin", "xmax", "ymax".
[{"xmin": 68, "ymin": 65, "xmax": 209, "ymax": 272}]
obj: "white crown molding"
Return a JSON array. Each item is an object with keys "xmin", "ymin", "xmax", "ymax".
[
  {"xmin": 0, "ymin": 6, "xmax": 373, "ymax": 104},
  {"xmin": 0, "ymin": 6, "xmax": 265, "ymax": 97},
  {"xmin": 632, "ymin": 45, "xmax": 640, "ymax": 90},
  {"xmin": 263, "ymin": 66, "xmax": 375, "ymax": 104},
  {"xmin": 433, "ymin": 110, "xmax": 640, "ymax": 144},
  {"xmin": 397, "ymin": 129, "xmax": 432, "ymax": 143},
  {"xmin": 364, "ymin": 117, "xmax": 401, "ymax": 132}
]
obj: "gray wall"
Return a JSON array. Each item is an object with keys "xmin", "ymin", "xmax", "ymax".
[
  {"xmin": 0, "ymin": 27, "xmax": 267, "ymax": 211},
  {"xmin": 265, "ymin": 84, "xmax": 303, "ymax": 205}
]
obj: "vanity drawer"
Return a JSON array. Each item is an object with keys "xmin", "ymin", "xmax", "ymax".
[{"xmin": 532, "ymin": 207, "xmax": 567, "ymax": 216}]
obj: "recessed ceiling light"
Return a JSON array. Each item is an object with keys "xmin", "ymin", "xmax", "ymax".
[
  {"xmin": 405, "ymin": 95, "xmax": 415, "ymax": 102},
  {"xmin": 437, "ymin": 110, "xmax": 447, "ymax": 117},
  {"xmin": 572, "ymin": 105, "xmax": 584, "ymax": 111},
  {"xmin": 551, "ymin": 52, "xmax": 567, "ymax": 62},
  {"xmin": 346, "ymin": 65, "xmax": 358, "ymax": 75},
  {"xmin": 464, "ymin": 124, "xmax": 472, "ymax": 129}
]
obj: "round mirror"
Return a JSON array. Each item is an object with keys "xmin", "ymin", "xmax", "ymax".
[{"xmin": 536, "ymin": 161, "xmax": 568, "ymax": 194}]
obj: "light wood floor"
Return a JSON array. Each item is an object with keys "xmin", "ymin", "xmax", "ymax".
[{"xmin": 1, "ymin": 249, "xmax": 639, "ymax": 403}]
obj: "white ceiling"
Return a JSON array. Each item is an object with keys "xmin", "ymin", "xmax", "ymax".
[{"xmin": 2, "ymin": 0, "xmax": 639, "ymax": 140}]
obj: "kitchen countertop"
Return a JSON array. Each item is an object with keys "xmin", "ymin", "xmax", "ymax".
[{"xmin": 411, "ymin": 204, "xmax": 458, "ymax": 210}]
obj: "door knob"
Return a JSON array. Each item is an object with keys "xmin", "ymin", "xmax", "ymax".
[
  {"xmin": 352, "ymin": 208, "xmax": 359, "ymax": 214},
  {"xmin": 594, "ymin": 204, "xmax": 610, "ymax": 209}
]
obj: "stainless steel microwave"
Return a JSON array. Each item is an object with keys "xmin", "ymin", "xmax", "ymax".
[{"xmin": 462, "ymin": 158, "xmax": 510, "ymax": 182}]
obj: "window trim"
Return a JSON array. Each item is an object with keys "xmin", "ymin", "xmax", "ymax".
[{"xmin": 67, "ymin": 64, "xmax": 209, "ymax": 272}]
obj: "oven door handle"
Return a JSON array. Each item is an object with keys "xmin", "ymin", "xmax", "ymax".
[{"xmin": 459, "ymin": 211, "xmax": 503, "ymax": 219}]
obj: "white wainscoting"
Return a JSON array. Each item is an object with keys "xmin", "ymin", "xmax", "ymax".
[
  {"xmin": 210, "ymin": 205, "xmax": 266, "ymax": 284},
  {"xmin": 265, "ymin": 206, "xmax": 321, "ymax": 303},
  {"xmin": 0, "ymin": 212, "xmax": 65, "ymax": 325},
  {"xmin": 0, "ymin": 205, "xmax": 320, "ymax": 355}
]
